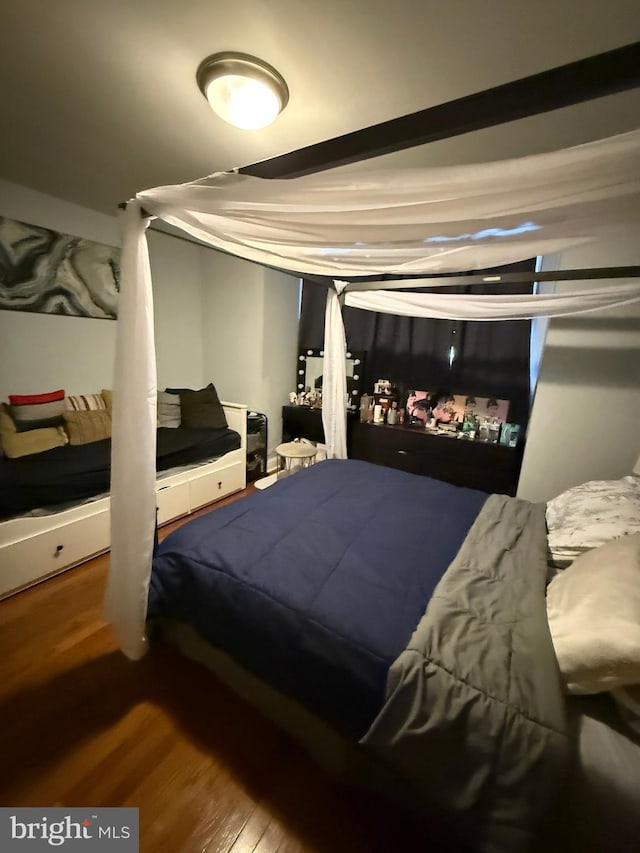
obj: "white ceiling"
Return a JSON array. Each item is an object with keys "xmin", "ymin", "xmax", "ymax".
[{"xmin": 1, "ymin": 0, "xmax": 639, "ymax": 214}]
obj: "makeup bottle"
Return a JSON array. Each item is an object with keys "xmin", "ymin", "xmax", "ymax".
[{"xmin": 359, "ymin": 394, "xmax": 370, "ymax": 423}]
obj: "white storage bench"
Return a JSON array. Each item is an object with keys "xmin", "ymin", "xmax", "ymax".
[{"xmin": 0, "ymin": 402, "xmax": 247, "ymax": 600}]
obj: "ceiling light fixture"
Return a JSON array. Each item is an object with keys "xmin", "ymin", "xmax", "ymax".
[{"xmin": 196, "ymin": 52, "xmax": 289, "ymax": 131}]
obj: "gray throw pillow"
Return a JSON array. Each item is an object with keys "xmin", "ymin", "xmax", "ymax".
[{"xmin": 157, "ymin": 391, "xmax": 181, "ymax": 428}]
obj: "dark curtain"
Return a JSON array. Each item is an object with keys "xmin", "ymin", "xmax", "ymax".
[{"xmin": 298, "ymin": 259, "xmax": 535, "ymax": 426}]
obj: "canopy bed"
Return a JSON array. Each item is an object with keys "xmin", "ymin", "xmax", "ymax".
[{"xmin": 107, "ymin": 102, "xmax": 640, "ymax": 852}]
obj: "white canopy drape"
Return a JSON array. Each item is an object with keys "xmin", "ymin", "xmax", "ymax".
[
  {"xmin": 344, "ymin": 283, "xmax": 640, "ymax": 320},
  {"xmin": 106, "ymin": 130, "xmax": 640, "ymax": 659},
  {"xmin": 322, "ymin": 284, "xmax": 349, "ymax": 459},
  {"xmin": 136, "ymin": 129, "xmax": 639, "ymax": 277},
  {"xmin": 105, "ymin": 202, "xmax": 157, "ymax": 659}
]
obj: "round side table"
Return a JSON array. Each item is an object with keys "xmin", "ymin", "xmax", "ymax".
[{"xmin": 275, "ymin": 440, "xmax": 317, "ymax": 480}]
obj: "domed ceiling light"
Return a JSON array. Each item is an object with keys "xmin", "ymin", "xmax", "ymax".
[{"xmin": 196, "ymin": 52, "xmax": 289, "ymax": 130}]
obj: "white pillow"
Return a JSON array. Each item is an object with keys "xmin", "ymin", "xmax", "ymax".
[
  {"xmin": 546, "ymin": 476, "xmax": 640, "ymax": 568},
  {"xmin": 546, "ymin": 532, "xmax": 640, "ymax": 694}
]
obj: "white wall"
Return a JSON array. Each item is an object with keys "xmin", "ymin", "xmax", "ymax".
[
  {"xmin": 0, "ymin": 179, "xmax": 120, "ymax": 401},
  {"xmin": 147, "ymin": 230, "xmax": 205, "ymax": 391},
  {"xmin": 0, "ymin": 180, "xmax": 211, "ymax": 400},
  {"xmin": 518, "ymin": 231, "xmax": 640, "ymax": 502},
  {"xmin": 199, "ymin": 249, "xmax": 300, "ymax": 454},
  {"xmin": 0, "ymin": 180, "xmax": 300, "ymax": 456}
]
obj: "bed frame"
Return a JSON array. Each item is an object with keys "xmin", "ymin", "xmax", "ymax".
[
  {"xmin": 156, "ymin": 617, "xmax": 422, "ymax": 814},
  {"xmin": 0, "ymin": 402, "xmax": 247, "ymax": 600}
]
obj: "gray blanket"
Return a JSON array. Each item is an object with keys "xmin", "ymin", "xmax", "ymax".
[{"xmin": 361, "ymin": 494, "xmax": 569, "ymax": 853}]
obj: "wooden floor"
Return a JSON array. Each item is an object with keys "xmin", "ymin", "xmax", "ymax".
[{"xmin": 0, "ymin": 485, "xmax": 442, "ymax": 853}]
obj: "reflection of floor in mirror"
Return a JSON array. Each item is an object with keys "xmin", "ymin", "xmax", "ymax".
[{"xmin": 254, "ymin": 472, "xmax": 279, "ymax": 490}]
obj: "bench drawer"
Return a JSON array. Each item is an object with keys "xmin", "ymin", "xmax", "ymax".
[
  {"xmin": 156, "ymin": 481, "xmax": 190, "ymax": 525},
  {"xmin": 1, "ymin": 510, "xmax": 110, "ymax": 598},
  {"xmin": 189, "ymin": 461, "xmax": 245, "ymax": 511}
]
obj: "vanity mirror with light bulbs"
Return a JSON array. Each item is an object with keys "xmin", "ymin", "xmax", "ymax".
[{"xmin": 295, "ymin": 348, "xmax": 366, "ymax": 410}]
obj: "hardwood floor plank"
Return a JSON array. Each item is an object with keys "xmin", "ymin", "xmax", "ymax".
[
  {"xmin": 252, "ymin": 817, "xmax": 288, "ymax": 853},
  {"xmin": 226, "ymin": 802, "xmax": 272, "ymax": 853},
  {"xmin": 142, "ymin": 767, "xmax": 255, "ymax": 853}
]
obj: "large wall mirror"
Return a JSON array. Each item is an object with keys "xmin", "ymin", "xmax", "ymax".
[{"xmin": 296, "ymin": 349, "xmax": 366, "ymax": 410}]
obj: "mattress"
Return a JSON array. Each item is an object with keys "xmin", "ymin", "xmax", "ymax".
[
  {"xmin": 148, "ymin": 458, "xmax": 488, "ymax": 737},
  {"xmin": 0, "ymin": 426, "xmax": 241, "ymax": 520}
]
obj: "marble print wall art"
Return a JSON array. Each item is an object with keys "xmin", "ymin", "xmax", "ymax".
[{"xmin": 0, "ymin": 217, "xmax": 121, "ymax": 319}]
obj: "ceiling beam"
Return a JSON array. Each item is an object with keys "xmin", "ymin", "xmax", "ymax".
[
  {"xmin": 343, "ymin": 266, "xmax": 640, "ymax": 292},
  {"xmin": 240, "ymin": 42, "xmax": 640, "ymax": 179}
]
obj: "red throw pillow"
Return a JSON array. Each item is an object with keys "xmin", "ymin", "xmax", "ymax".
[{"xmin": 9, "ymin": 389, "xmax": 65, "ymax": 405}]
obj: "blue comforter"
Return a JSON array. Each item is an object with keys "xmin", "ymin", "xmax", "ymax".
[{"xmin": 148, "ymin": 459, "xmax": 487, "ymax": 737}]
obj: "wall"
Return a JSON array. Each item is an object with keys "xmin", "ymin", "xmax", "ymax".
[
  {"xmin": 518, "ymin": 230, "xmax": 640, "ymax": 502},
  {"xmin": 0, "ymin": 180, "xmax": 206, "ymax": 399},
  {"xmin": 0, "ymin": 179, "xmax": 120, "ymax": 401},
  {"xmin": 147, "ymin": 230, "xmax": 205, "ymax": 390},
  {"xmin": 199, "ymin": 249, "xmax": 300, "ymax": 455},
  {"xmin": 0, "ymin": 180, "xmax": 300, "ymax": 459}
]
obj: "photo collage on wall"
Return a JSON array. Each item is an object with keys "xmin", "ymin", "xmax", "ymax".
[
  {"xmin": 406, "ymin": 391, "xmax": 510, "ymax": 424},
  {"xmin": 404, "ymin": 390, "xmax": 519, "ymax": 444}
]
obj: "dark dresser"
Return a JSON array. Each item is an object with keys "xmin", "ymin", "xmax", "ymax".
[{"xmin": 350, "ymin": 421, "xmax": 522, "ymax": 495}]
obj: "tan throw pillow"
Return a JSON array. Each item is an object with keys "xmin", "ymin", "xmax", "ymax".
[
  {"xmin": 64, "ymin": 410, "xmax": 112, "ymax": 445},
  {"xmin": 546, "ymin": 532, "xmax": 640, "ymax": 694},
  {"xmin": 0, "ymin": 403, "xmax": 68, "ymax": 458},
  {"xmin": 101, "ymin": 389, "xmax": 112, "ymax": 412}
]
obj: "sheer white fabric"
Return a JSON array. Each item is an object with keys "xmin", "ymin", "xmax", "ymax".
[
  {"xmin": 105, "ymin": 202, "xmax": 158, "ymax": 660},
  {"xmin": 136, "ymin": 130, "xmax": 640, "ymax": 277},
  {"xmin": 106, "ymin": 130, "xmax": 640, "ymax": 659},
  {"xmin": 345, "ymin": 283, "xmax": 640, "ymax": 321},
  {"xmin": 321, "ymin": 283, "xmax": 348, "ymax": 459}
]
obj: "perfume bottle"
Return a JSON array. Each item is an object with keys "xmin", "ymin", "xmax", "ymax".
[{"xmin": 359, "ymin": 393, "xmax": 371, "ymax": 423}]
